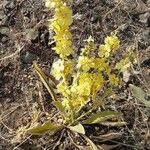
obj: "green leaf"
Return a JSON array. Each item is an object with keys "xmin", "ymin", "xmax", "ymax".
[
  {"xmin": 129, "ymin": 84, "xmax": 150, "ymax": 107},
  {"xmin": 27, "ymin": 122, "xmax": 63, "ymax": 135},
  {"xmin": 69, "ymin": 124, "xmax": 85, "ymax": 134},
  {"xmin": 33, "ymin": 62, "xmax": 57, "ymax": 101},
  {"xmin": 82, "ymin": 111, "xmax": 121, "ymax": 124},
  {"xmin": 53, "ymin": 101, "xmax": 66, "ymax": 114}
]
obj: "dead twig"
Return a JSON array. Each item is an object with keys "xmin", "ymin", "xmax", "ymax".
[
  {"xmin": 102, "ymin": 0, "xmax": 123, "ymax": 33},
  {"xmin": 0, "ymin": 45, "xmax": 24, "ymax": 62}
]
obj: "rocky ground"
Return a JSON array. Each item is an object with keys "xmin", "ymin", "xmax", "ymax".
[{"xmin": 0, "ymin": 0, "xmax": 150, "ymax": 149}]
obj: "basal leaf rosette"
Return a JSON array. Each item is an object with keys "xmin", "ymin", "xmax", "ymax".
[{"xmin": 12, "ymin": 0, "xmax": 137, "ymax": 144}]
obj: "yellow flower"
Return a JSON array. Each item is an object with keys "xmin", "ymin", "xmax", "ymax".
[
  {"xmin": 71, "ymin": 72, "xmax": 104, "ymax": 100},
  {"xmin": 91, "ymin": 73, "xmax": 104, "ymax": 100},
  {"xmin": 51, "ymin": 59, "xmax": 64, "ymax": 80},
  {"xmin": 104, "ymin": 34, "xmax": 120, "ymax": 51},
  {"xmin": 93, "ymin": 58, "xmax": 106, "ymax": 71},
  {"xmin": 62, "ymin": 96, "xmax": 88, "ymax": 112},
  {"xmin": 55, "ymin": 5, "xmax": 73, "ymax": 27},
  {"xmin": 63, "ymin": 59, "xmax": 74, "ymax": 77},
  {"xmin": 46, "ymin": 0, "xmax": 73, "ymax": 58},
  {"xmin": 72, "ymin": 96, "xmax": 88, "ymax": 108},
  {"xmin": 109, "ymin": 74, "xmax": 119, "ymax": 86},
  {"xmin": 115, "ymin": 50, "xmax": 136, "ymax": 72},
  {"xmin": 51, "ymin": 59, "xmax": 74, "ymax": 80},
  {"xmin": 75, "ymin": 73, "xmax": 93, "ymax": 97},
  {"xmin": 77, "ymin": 57, "xmax": 106, "ymax": 72},
  {"xmin": 81, "ymin": 36, "xmax": 97, "ymax": 55},
  {"xmin": 50, "ymin": 20, "xmax": 63, "ymax": 34},
  {"xmin": 77, "ymin": 56, "xmax": 94, "ymax": 72},
  {"xmin": 53, "ymin": 31, "xmax": 72, "ymax": 40},
  {"xmin": 98, "ymin": 34, "xmax": 120, "ymax": 58},
  {"xmin": 77, "ymin": 96, "xmax": 88, "ymax": 107},
  {"xmin": 62, "ymin": 98, "xmax": 70, "ymax": 108},
  {"xmin": 57, "ymin": 80, "xmax": 70, "ymax": 97},
  {"xmin": 103, "ymin": 63, "xmax": 111, "ymax": 75},
  {"xmin": 115, "ymin": 57, "xmax": 131, "ymax": 72},
  {"xmin": 45, "ymin": 0, "xmax": 63, "ymax": 8},
  {"xmin": 98, "ymin": 44, "xmax": 111, "ymax": 58},
  {"xmin": 53, "ymin": 40, "xmax": 73, "ymax": 58},
  {"xmin": 50, "ymin": 5, "xmax": 73, "ymax": 31}
]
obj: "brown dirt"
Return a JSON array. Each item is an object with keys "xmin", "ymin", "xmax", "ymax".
[{"xmin": 0, "ymin": 0, "xmax": 150, "ymax": 149}]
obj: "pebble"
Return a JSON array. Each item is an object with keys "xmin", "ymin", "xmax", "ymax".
[
  {"xmin": 90, "ymin": 14, "xmax": 99, "ymax": 23},
  {"xmin": 1, "ymin": 36, "xmax": 8, "ymax": 43},
  {"xmin": 21, "ymin": 51, "xmax": 37, "ymax": 64},
  {"xmin": 0, "ymin": 10, "xmax": 7, "ymax": 25},
  {"xmin": 138, "ymin": 30, "xmax": 150, "ymax": 47},
  {"xmin": 26, "ymin": 28, "xmax": 39, "ymax": 41},
  {"xmin": 5, "ymin": 1, "xmax": 15, "ymax": 10},
  {"xmin": 139, "ymin": 12, "xmax": 150, "ymax": 27},
  {"xmin": 0, "ymin": 10, "xmax": 5, "ymax": 20},
  {"xmin": 0, "ymin": 26, "xmax": 10, "ymax": 36}
]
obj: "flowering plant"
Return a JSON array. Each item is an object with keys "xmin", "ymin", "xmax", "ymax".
[
  {"xmin": 13, "ymin": 0, "xmax": 135, "ymax": 148},
  {"xmin": 33, "ymin": 0, "xmax": 134, "ymax": 129}
]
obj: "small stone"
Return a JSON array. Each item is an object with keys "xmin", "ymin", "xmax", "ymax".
[
  {"xmin": 0, "ymin": 26, "xmax": 9, "ymax": 36},
  {"xmin": 0, "ymin": 11, "xmax": 8, "ymax": 25},
  {"xmin": 26, "ymin": 28, "xmax": 39, "ymax": 41},
  {"xmin": 0, "ymin": 10, "xmax": 5, "ymax": 20},
  {"xmin": 1, "ymin": 36, "xmax": 8, "ymax": 43},
  {"xmin": 138, "ymin": 30, "xmax": 150, "ymax": 47},
  {"xmin": 139, "ymin": 12, "xmax": 150, "ymax": 27},
  {"xmin": 5, "ymin": 1, "xmax": 15, "ymax": 10},
  {"xmin": 21, "ymin": 51, "xmax": 37, "ymax": 64},
  {"xmin": 90, "ymin": 14, "xmax": 99, "ymax": 23}
]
